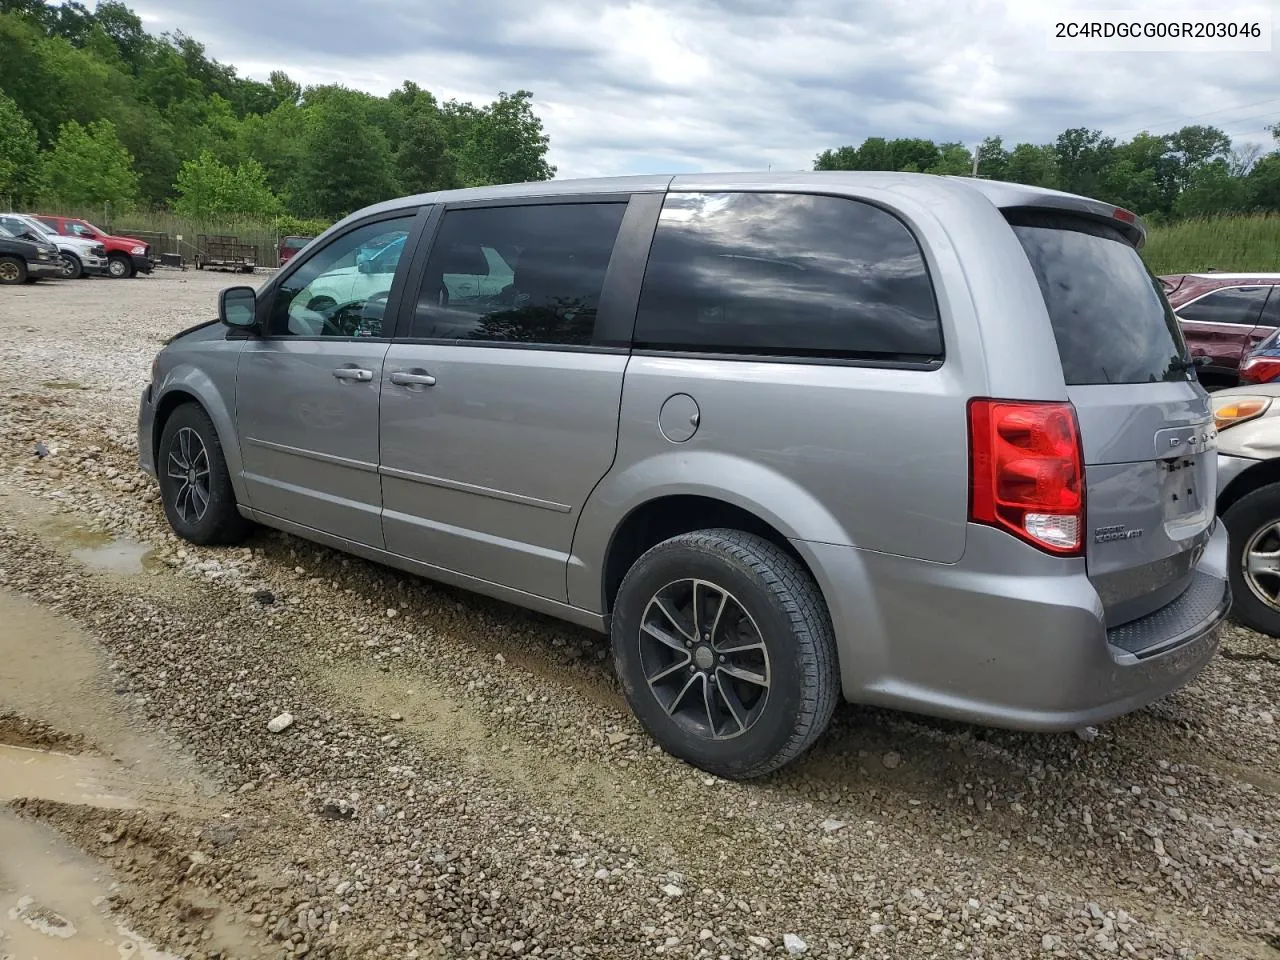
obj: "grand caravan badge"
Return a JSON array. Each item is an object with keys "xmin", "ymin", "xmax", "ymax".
[{"xmin": 1094, "ymin": 524, "xmax": 1144, "ymax": 543}]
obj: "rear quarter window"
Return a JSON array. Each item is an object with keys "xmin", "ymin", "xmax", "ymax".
[
  {"xmin": 633, "ymin": 192, "xmax": 943, "ymax": 362},
  {"xmin": 1007, "ymin": 210, "xmax": 1191, "ymax": 386}
]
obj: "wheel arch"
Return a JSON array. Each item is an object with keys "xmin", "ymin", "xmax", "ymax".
[
  {"xmin": 599, "ymin": 495, "xmax": 817, "ymax": 618},
  {"xmin": 151, "ymin": 372, "xmax": 248, "ymax": 505},
  {"xmin": 1219, "ymin": 458, "xmax": 1280, "ymax": 517}
]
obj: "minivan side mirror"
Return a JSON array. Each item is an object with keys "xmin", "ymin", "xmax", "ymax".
[{"xmin": 220, "ymin": 286, "xmax": 258, "ymax": 329}]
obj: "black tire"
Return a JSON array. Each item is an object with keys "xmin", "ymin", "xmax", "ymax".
[
  {"xmin": 611, "ymin": 529, "xmax": 840, "ymax": 779},
  {"xmin": 59, "ymin": 253, "xmax": 83, "ymax": 279},
  {"xmin": 1223, "ymin": 484, "xmax": 1280, "ymax": 637},
  {"xmin": 157, "ymin": 403, "xmax": 251, "ymax": 546},
  {"xmin": 107, "ymin": 254, "xmax": 134, "ymax": 278},
  {"xmin": 0, "ymin": 256, "xmax": 26, "ymax": 285}
]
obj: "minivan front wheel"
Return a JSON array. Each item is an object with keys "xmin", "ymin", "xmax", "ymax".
[
  {"xmin": 157, "ymin": 403, "xmax": 250, "ymax": 546},
  {"xmin": 611, "ymin": 529, "xmax": 839, "ymax": 779},
  {"xmin": 1224, "ymin": 483, "xmax": 1280, "ymax": 637}
]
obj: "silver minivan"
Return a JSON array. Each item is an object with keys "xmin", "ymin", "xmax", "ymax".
[{"xmin": 138, "ymin": 172, "xmax": 1230, "ymax": 778}]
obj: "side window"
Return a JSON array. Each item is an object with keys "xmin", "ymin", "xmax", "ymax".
[
  {"xmin": 1176, "ymin": 287, "xmax": 1271, "ymax": 325},
  {"xmin": 36, "ymin": 217, "xmax": 60, "ymax": 233},
  {"xmin": 409, "ymin": 202, "xmax": 626, "ymax": 345},
  {"xmin": 1262, "ymin": 288, "xmax": 1280, "ymax": 328},
  {"xmin": 69, "ymin": 222, "xmax": 95, "ymax": 237},
  {"xmin": 633, "ymin": 192, "xmax": 942, "ymax": 360},
  {"xmin": 267, "ymin": 216, "xmax": 415, "ymax": 338}
]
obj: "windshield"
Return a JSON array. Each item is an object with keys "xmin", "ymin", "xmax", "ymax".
[
  {"xmin": 14, "ymin": 215, "xmax": 55, "ymax": 238},
  {"xmin": 1008, "ymin": 211, "xmax": 1191, "ymax": 386}
]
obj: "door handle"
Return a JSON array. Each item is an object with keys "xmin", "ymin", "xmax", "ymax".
[
  {"xmin": 332, "ymin": 367, "xmax": 374, "ymax": 382},
  {"xmin": 390, "ymin": 371, "xmax": 437, "ymax": 387}
]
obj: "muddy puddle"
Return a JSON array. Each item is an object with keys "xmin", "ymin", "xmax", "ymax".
[
  {"xmin": 69, "ymin": 538, "xmax": 154, "ymax": 576},
  {"xmin": 0, "ymin": 811, "xmax": 182, "ymax": 959},
  {"xmin": 0, "ymin": 745, "xmax": 139, "ymax": 809}
]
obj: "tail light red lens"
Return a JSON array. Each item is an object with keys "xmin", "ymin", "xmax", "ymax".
[
  {"xmin": 1239, "ymin": 356, "xmax": 1280, "ymax": 385},
  {"xmin": 968, "ymin": 399, "xmax": 1085, "ymax": 556}
]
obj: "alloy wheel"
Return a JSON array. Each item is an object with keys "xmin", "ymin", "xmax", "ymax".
[
  {"xmin": 166, "ymin": 426, "xmax": 212, "ymax": 524},
  {"xmin": 0, "ymin": 261, "xmax": 19, "ymax": 283},
  {"xmin": 638, "ymin": 578, "xmax": 771, "ymax": 741},
  {"xmin": 1244, "ymin": 521, "xmax": 1280, "ymax": 611}
]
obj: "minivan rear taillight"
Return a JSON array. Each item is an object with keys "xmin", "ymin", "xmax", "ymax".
[{"xmin": 968, "ymin": 399, "xmax": 1085, "ymax": 556}]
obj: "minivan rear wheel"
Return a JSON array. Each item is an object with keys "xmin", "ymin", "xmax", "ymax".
[
  {"xmin": 1223, "ymin": 484, "xmax": 1280, "ymax": 637},
  {"xmin": 157, "ymin": 403, "xmax": 251, "ymax": 546},
  {"xmin": 611, "ymin": 529, "xmax": 839, "ymax": 779}
]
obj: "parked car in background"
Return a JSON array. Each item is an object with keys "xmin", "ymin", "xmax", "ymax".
[
  {"xmin": 1162, "ymin": 273, "xmax": 1280, "ymax": 390},
  {"xmin": 1213, "ymin": 383, "xmax": 1280, "ymax": 636},
  {"xmin": 0, "ymin": 222, "xmax": 62, "ymax": 284},
  {"xmin": 0, "ymin": 212, "xmax": 107, "ymax": 279},
  {"xmin": 33, "ymin": 214, "xmax": 154, "ymax": 278},
  {"xmin": 278, "ymin": 235, "xmax": 314, "ymax": 266},
  {"xmin": 138, "ymin": 172, "xmax": 1229, "ymax": 779},
  {"xmin": 1239, "ymin": 326, "xmax": 1280, "ymax": 385}
]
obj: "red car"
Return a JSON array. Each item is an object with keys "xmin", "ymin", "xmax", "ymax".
[
  {"xmin": 1161, "ymin": 272, "xmax": 1280, "ymax": 390},
  {"xmin": 33, "ymin": 214, "xmax": 154, "ymax": 279},
  {"xmin": 278, "ymin": 235, "xmax": 314, "ymax": 266}
]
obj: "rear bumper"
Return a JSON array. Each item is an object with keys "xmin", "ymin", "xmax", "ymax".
[{"xmin": 804, "ymin": 521, "xmax": 1229, "ymax": 732}]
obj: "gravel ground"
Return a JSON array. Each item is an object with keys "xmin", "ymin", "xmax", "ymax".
[{"xmin": 0, "ymin": 269, "xmax": 1276, "ymax": 960}]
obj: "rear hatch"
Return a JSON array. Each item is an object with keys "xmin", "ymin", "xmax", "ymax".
[{"xmin": 1007, "ymin": 210, "xmax": 1215, "ymax": 626}]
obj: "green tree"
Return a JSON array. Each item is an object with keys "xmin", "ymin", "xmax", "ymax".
[
  {"xmin": 299, "ymin": 93, "xmax": 399, "ymax": 217},
  {"xmin": 0, "ymin": 91, "xmax": 44, "ymax": 204},
  {"xmin": 42, "ymin": 117, "xmax": 138, "ymax": 206},
  {"xmin": 925, "ymin": 142, "xmax": 973, "ymax": 175},
  {"xmin": 1244, "ymin": 153, "xmax": 1280, "ymax": 212},
  {"xmin": 1004, "ymin": 143, "xmax": 1058, "ymax": 188},
  {"xmin": 397, "ymin": 92, "xmax": 455, "ymax": 193},
  {"xmin": 173, "ymin": 150, "xmax": 280, "ymax": 217},
  {"xmin": 1054, "ymin": 127, "xmax": 1115, "ymax": 197},
  {"xmin": 975, "ymin": 136, "xmax": 1009, "ymax": 180},
  {"xmin": 452, "ymin": 90, "xmax": 555, "ymax": 187},
  {"xmin": 1173, "ymin": 159, "xmax": 1248, "ymax": 217},
  {"xmin": 1167, "ymin": 125, "xmax": 1231, "ymax": 191}
]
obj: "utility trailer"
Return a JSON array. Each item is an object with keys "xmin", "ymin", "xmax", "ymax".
[{"xmin": 195, "ymin": 234, "xmax": 256, "ymax": 273}]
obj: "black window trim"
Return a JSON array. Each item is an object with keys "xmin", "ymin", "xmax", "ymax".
[
  {"xmin": 388, "ymin": 191, "xmax": 661, "ymax": 350},
  {"xmin": 625, "ymin": 188, "xmax": 947, "ymax": 369},
  {"xmin": 1173, "ymin": 284, "xmax": 1276, "ymax": 327},
  {"xmin": 246, "ymin": 205, "xmax": 433, "ymax": 344}
]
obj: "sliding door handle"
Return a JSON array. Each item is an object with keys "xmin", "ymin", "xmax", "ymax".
[
  {"xmin": 332, "ymin": 367, "xmax": 373, "ymax": 382},
  {"xmin": 390, "ymin": 371, "xmax": 437, "ymax": 387}
]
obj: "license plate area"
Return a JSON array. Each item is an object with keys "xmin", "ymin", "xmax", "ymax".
[{"xmin": 1162, "ymin": 455, "xmax": 1205, "ymax": 520}]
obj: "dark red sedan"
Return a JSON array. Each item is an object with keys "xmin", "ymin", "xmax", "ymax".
[{"xmin": 1161, "ymin": 272, "xmax": 1280, "ymax": 390}]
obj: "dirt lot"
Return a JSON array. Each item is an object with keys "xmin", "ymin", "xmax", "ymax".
[{"xmin": 0, "ymin": 269, "xmax": 1276, "ymax": 960}]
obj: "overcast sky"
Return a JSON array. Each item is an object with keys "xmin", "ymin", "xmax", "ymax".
[{"xmin": 127, "ymin": 0, "xmax": 1280, "ymax": 179}]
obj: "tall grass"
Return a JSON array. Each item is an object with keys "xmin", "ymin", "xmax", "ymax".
[{"xmin": 1143, "ymin": 214, "xmax": 1280, "ymax": 275}]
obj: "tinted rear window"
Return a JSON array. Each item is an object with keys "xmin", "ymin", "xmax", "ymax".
[
  {"xmin": 634, "ymin": 192, "xmax": 942, "ymax": 362},
  {"xmin": 1008, "ymin": 211, "xmax": 1190, "ymax": 385}
]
